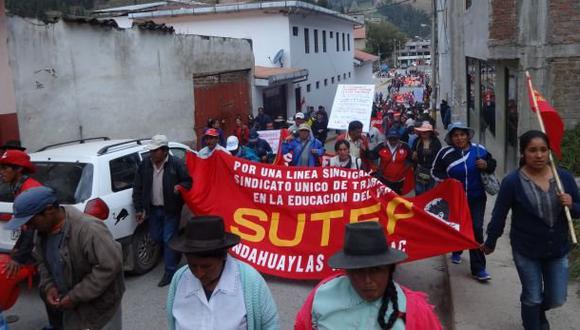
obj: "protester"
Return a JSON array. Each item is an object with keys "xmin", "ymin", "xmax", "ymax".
[
  {"xmin": 198, "ymin": 129, "xmax": 230, "ymax": 159},
  {"xmin": 226, "ymin": 136, "xmax": 260, "ymax": 162},
  {"xmin": 281, "ymin": 124, "xmax": 325, "ymax": 167},
  {"xmin": 439, "ymin": 100, "xmax": 451, "ymax": 130},
  {"xmin": 432, "ymin": 122, "xmax": 496, "ymax": 282},
  {"xmin": 6, "ymin": 187, "xmax": 125, "ymax": 329},
  {"xmin": 203, "ymin": 119, "xmax": 226, "ymax": 148},
  {"xmin": 233, "ymin": 115, "xmax": 250, "ymax": 146},
  {"xmin": 133, "ymin": 135, "xmax": 193, "ymax": 287},
  {"xmin": 337, "ymin": 121, "xmax": 371, "ymax": 170},
  {"xmin": 0, "ymin": 150, "xmax": 58, "ymax": 328},
  {"xmin": 254, "ymin": 107, "xmax": 272, "ymax": 131},
  {"xmin": 367, "ymin": 124, "xmax": 385, "ymax": 150},
  {"xmin": 0, "ymin": 140, "xmax": 25, "ymax": 156},
  {"xmin": 295, "ymin": 221, "xmax": 442, "ymax": 330},
  {"xmin": 482, "ymin": 130, "xmax": 580, "ymax": 330},
  {"xmin": 166, "ymin": 215, "xmax": 280, "ymax": 330},
  {"xmin": 411, "ymin": 122, "xmax": 441, "ymax": 195},
  {"xmin": 367, "ymin": 128, "xmax": 413, "ymax": 195},
  {"xmin": 328, "ymin": 140, "xmax": 362, "ymax": 169},
  {"xmin": 247, "ymin": 130, "xmax": 273, "ymax": 163},
  {"xmin": 288, "ymin": 112, "xmax": 307, "ymax": 136},
  {"xmin": 311, "ymin": 111, "xmax": 328, "ymax": 144},
  {"xmin": 401, "ymin": 120, "xmax": 418, "ymax": 147}
]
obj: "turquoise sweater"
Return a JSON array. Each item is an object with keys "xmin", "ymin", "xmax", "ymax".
[{"xmin": 166, "ymin": 258, "xmax": 280, "ymax": 330}]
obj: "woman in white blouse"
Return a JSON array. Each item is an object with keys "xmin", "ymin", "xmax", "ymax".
[{"xmin": 328, "ymin": 140, "xmax": 362, "ymax": 169}]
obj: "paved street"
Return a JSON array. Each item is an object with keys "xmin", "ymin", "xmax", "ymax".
[{"xmin": 6, "ymin": 254, "xmax": 451, "ymax": 329}]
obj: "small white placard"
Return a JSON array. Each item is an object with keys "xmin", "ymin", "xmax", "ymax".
[{"xmin": 328, "ymin": 84, "xmax": 375, "ymax": 132}]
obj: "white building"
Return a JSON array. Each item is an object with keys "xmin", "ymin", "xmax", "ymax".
[
  {"xmin": 127, "ymin": 1, "xmax": 373, "ymax": 121},
  {"xmin": 397, "ymin": 39, "xmax": 431, "ymax": 67}
]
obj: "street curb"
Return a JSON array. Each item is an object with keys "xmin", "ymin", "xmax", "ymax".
[{"xmin": 443, "ymin": 254, "xmax": 456, "ymax": 330}]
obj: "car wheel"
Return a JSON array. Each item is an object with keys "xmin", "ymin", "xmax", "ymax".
[{"xmin": 129, "ymin": 225, "xmax": 160, "ymax": 275}]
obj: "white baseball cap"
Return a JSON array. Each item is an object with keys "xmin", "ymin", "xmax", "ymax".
[
  {"xmin": 146, "ymin": 135, "xmax": 169, "ymax": 151},
  {"xmin": 226, "ymin": 136, "xmax": 239, "ymax": 151}
]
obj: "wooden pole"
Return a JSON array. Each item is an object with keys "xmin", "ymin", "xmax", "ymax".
[{"xmin": 525, "ymin": 71, "xmax": 577, "ymax": 244}]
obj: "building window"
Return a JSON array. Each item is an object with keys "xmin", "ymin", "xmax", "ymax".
[
  {"xmin": 331, "ymin": 77, "xmax": 335, "ymax": 84},
  {"xmin": 293, "ymin": 26, "xmax": 299, "ymax": 36},
  {"xmin": 338, "ymin": 75, "xmax": 341, "ymax": 82},
  {"xmin": 304, "ymin": 28, "xmax": 310, "ymax": 54},
  {"xmin": 343, "ymin": 73, "xmax": 346, "ymax": 80},
  {"xmin": 316, "ymin": 81, "xmax": 320, "ymax": 89},
  {"xmin": 324, "ymin": 78, "xmax": 328, "ymax": 86},
  {"xmin": 347, "ymin": 33, "xmax": 351, "ymax": 51},
  {"xmin": 466, "ymin": 0, "xmax": 472, "ymax": 10},
  {"xmin": 307, "ymin": 84, "xmax": 311, "ymax": 92},
  {"xmin": 336, "ymin": 31, "xmax": 340, "ymax": 51},
  {"xmin": 330, "ymin": 31, "xmax": 333, "ymax": 38},
  {"xmin": 342, "ymin": 33, "xmax": 345, "ymax": 51},
  {"xmin": 480, "ymin": 61, "xmax": 496, "ymax": 135},
  {"xmin": 348, "ymin": 72, "xmax": 351, "ymax": 78},
  {"xmin": 322, "ymin": 30, "xmax": 327, "ymax": 52},
  {"xmin": 314, "ymin": 29, "xmax": 319, "ymax": 53}
]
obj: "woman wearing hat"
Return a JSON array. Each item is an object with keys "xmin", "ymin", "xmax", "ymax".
[
  {"xmin": 431, "ymin": 122, "xmax": 497, "ymax": 282},
  {"xmin": 294, "ymin": 222, "xmax": 441, "ymax": 330},
  {"xmin": 411, "ymin": 122, "xmax": 441, "ymax": 195},
  {"xmin": 166, "ymin": 216, "xmax": 280, "ymax": 330}
]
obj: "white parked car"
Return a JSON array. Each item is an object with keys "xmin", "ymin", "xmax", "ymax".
[{"xmin": 0, "ymin": 138, "xmax": 193, "ymax": 274}]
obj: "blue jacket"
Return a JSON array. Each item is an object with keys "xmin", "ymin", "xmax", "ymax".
[
  {"xmin": 281, "ymin": 136, "xmax": 325, "ymax": 167},
  {"xmin": 431, "ymin": 143, "xmax": 496, "ymax": 198},
  {"xmin": 485, "ymin": 168, "xmax": 580, "ymax": 259},
  {"xmin": 247, "ymin": 138, "xmax": 273, "ymax": 160},
  {"xmin": 233, "ymin": 146, "xmax": 260, "ymax": 162}
]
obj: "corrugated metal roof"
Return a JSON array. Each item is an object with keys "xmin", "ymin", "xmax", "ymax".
[{"xmin": 92, "ymin": 2, "xmax": 168, "ymax": 14}]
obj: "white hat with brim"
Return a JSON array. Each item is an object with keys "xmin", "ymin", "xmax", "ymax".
[
  {"xmin": 146, "ymin": 135, "xmax": 169, "ymax": 151},
  {"xmin": 226, "ymin": 136, "xmax": 239, "ymax": 151}
]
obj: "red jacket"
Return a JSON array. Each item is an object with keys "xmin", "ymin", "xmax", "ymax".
[
  {"xmin": 294, "ymin": 273, "xmax": 442, "ymax": 330},
  {"xmin": 374, "ymin": 142, "xmax": 412, "ymax": 182}
]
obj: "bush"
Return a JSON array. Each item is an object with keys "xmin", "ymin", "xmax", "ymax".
[{"xmin": 560, "ymin": 125, "xmax": 580, "ymax": 280}]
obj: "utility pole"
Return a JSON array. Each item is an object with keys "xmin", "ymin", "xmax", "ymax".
[{"xmin": 431, "ymin": 0, "xmax": 438, "ymax": 126}]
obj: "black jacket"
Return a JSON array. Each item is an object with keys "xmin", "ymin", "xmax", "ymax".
[{"xmin": 132, "ymin": 155, "xmax": 192, "ymax": 216}]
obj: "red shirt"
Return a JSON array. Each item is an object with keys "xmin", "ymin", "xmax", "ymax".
[
  {"xmin": 16, "ymin": 177, "xmax": 43, "ymax": 196},
  {"xmin": 233, "ymin": 125, "xmax": 250, "ymax": 146}
]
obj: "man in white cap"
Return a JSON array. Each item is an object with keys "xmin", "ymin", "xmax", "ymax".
[
  {"xmin": 226, "ymin": 136, "xmax": 260, "ymax": 162},
  {"xmin": 132, "ymin": 135, "xmax": 193, "ymax": 287},
  {"xmin": 198, "ymin": 128, "xmax": 230, "ymax": 159},
  {"xmin": 281, "ymin": 124, "xmax": 325, "ymax": 167},
  {"xmin": 288, "ymin": 112, "xmax": 307, "ymax": 136}
]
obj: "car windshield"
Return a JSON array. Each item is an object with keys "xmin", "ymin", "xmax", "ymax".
[{"xmin": 31, "ymin": 162, "xmax": 94, "ymax": 204}]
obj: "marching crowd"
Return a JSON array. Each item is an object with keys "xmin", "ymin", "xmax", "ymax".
[{"xmin": 0, "ymin": 70, "xmax": 578, "ymax": 330}]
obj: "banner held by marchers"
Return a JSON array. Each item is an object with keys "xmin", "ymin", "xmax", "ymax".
[{"xmin": 181, "ymin": 151, "xmax": 479, "ymax": 280}]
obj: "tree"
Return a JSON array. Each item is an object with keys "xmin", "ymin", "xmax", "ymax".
[
  {"xmin": 376, "ymin": 1, "xmax": 431, "ymax": 39},
  {"xmin": 365, "ymin": 21, "xmax": 407, "ymax": 62}
]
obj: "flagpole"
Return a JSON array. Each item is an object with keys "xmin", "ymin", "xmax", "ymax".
[{"xmin": 526, "ymin": 71, "xmax": 577, "ymax": 244}]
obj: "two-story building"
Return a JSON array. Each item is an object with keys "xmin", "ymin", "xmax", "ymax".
[{"xmin": 127, "ymin": 1, "xmax": 374, "ymax": 123}]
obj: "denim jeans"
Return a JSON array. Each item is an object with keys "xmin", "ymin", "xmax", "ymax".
[
  {"xmin": 149, "ymin": 206, "xmax": 180, "ymax": 274},
  {"xmin": 454, "ymin": 195, "xmax": 487, "ymax": 274},
  {"xmin": 415, "ymin": 178, "xmax": 435, "ymax": 195},
  {"xmin": 512, "ymin": 249, "xmax": 568, "ymax": 308}
]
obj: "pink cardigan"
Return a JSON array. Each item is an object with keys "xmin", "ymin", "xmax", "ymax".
[{"xmin": 294, "ymin": 274, "xmax": 442, "ymax": 330}]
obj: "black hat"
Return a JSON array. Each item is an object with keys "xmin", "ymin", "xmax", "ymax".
[
  {"xmin": 328, "ymin": 222, "xmax": 407, "ymax": 269},
  {"xmin": 0, "ymin": 140, "xmax": 25, "ymax": 151},
  {"xmin": 169, "ymin": 215, "xmax": 240, "ymax": 253}
]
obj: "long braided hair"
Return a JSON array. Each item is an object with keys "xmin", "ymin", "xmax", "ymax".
[{"xmin": 377, "ymin": 265, "xmax": 402, "ymax": 329}]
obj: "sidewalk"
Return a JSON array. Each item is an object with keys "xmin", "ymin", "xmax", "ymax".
[{"xmin": 447, "ymin": 194, "xmax": 580, "ymax": 329}]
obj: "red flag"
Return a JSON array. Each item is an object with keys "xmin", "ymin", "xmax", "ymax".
[
  {"xmin": 181, "ymin": 151, "xmax": 478, "ymax": 280},
  {"xmin": 527, "ymin": 78, "xmax": 564, "ymax": 159}
]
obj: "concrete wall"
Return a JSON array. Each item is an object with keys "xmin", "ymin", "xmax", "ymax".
[
  {"xmin": 7, "ymin": 16, "xmax": 253, "ymax": 150},
  {"xmin": 0, "ymin": 0, "xmax": 19, "ymax": 143},
  {"xmin": 353, "ymin": 62, "xmax": 373, "ymax": 85}
]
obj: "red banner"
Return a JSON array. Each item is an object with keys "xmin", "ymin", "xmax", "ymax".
[{"xmin": 182, "ymin": 151, "xmax": 478, "ymax": 280}]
